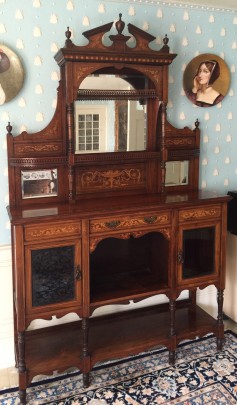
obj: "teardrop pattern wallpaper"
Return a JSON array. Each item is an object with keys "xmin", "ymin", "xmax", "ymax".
[{"xmin": 1, "ymin": 0, "xmax": 237, "ymax": 244}]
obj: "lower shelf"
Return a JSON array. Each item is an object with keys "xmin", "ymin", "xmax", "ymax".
[{"xmin": 24, "ymin": 301, "xmax": 220, "ymax": 384}]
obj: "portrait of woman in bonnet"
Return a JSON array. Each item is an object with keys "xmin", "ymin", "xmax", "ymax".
[
  {"xmin": 183, "ymin": 54, "xmax": 230, "ymax": 107},
  {"xmin": 0, "ymin": 45, "xmax": 24, "ymax": 105}
]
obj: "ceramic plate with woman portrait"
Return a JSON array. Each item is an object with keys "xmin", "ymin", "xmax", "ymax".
[
  {"xmin": 183, "ymin": 54, "xmax": 230, "ymax": 107},
  {"xmin": 0, "ymin": 45, "xmax": 24, "ymax": 105}
]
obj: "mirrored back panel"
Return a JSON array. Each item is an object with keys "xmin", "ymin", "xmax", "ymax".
[{"xmin": 74, "ymin": 75, "xmax": 156, "ymax": 153}]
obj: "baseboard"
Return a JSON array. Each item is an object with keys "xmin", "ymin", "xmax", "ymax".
[{"xmin": 0, "ymin": 244, "xmax": 15, "ymax": 369}]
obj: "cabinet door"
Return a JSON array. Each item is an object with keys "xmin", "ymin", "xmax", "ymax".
[
  {"xmin": 25, "ymin": 240, "xmax": 81, "ymax": 317},
  {"xmin": 177, "ymin": 222, "xmax": 220, "ymax": 286}
]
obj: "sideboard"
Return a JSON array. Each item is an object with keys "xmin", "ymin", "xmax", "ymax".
[{"xmin": 6, "ymin": 15, "xmax": 230, "ymax": 404}]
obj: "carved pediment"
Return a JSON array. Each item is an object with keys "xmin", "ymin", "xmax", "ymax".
[{"xmin": 55, "ymin": 14, "xmax": 175, "ymax": 66}]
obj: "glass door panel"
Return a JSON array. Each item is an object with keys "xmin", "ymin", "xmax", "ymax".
[
  {"xmin": 25, "ymin": 240, "xmax": 81, "ymax": 314},
  {"xmin": 182, "ymin": 227, "xmax": 215, "ymax": 279},
  {"xmin": 31, "ymin": 245, "xmax": 75, "ymax": 307}
]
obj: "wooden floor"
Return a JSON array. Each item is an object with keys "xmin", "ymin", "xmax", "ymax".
[{"xmin": 0, "ymin": 318, "xmax": 236, "ymax": 390}]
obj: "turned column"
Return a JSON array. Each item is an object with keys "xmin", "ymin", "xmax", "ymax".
[
  {"xmin": 169, "ymin": 298, "xmax": 176, "ymax": 365},
  {"xmin": 18, "ymin": 331, "xmax": 27, "ymax": 404},
  {"xmin": 217, "ymin": 289, "xmax": 224, "ymax": 351},
  {"xmin": 82, "ymin": 317, "xmax": 90, "ymax": 387}
]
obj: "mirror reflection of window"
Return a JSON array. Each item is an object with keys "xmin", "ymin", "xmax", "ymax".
[
  {"xmin": 165, "ymin": 161, "xmax": 189, "ymax": 187},
  {"xmin": 75, "ymin": 75, "xmax": 147, "ymax": 153},
  {"xmin": 74, "ymin": 105, "xmax": 107, "ymax": 153}
]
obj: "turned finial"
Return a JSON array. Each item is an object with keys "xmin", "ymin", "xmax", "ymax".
[
  {"xmin": 65, "ymin": 27, "xmax": 73, "ymax": 46},
  {"xmin": 6, "ymin": 122, "xmax": 12, "ymax": 135},
  {"xmin": 115, "ymin": 13, "xmax": 125, "ymax": 35},
  {"xmin": 163, "ymin": 34, "xmax": 169, "ymax": 47},
  {"xmin": 65, "ymin": 27, "xmax": 71, "ymax": 40},
  {"xmin": 195, "ymin": 118, "xmax": 200, "ymax": 128}
]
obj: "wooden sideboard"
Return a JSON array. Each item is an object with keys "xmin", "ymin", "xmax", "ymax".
[{"xmin": 6, "ymin": 15, "xmax": 230, "ymax": 404}]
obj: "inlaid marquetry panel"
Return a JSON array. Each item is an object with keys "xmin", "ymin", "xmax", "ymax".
[
  {"xmin": 90, "ymin": 211, "xmax": 171, "ymax": 234},
  {"xmin": 24, "ymin": 222, "xmax": 81, "ymax": 241},
  {"xmin": 166, "ymin": 137, "xmax": 195, "ymax": 148},
  {"xmin": 14, "ymin": 142, "xmax": 63, "ymax": 156},
  {"xmin": 76, "ymin": 165, "xmax": 146, "ymax": 194},
  {"xmin": 179, "ymin": 205, "xmax": 221, "ymax": 222}
]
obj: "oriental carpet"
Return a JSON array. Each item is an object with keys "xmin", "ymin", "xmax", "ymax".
[{"xmin": 1, "ymin": 331, "xmax": 237, "ymax": 404}]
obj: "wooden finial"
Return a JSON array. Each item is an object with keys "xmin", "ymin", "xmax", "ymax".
[
  {"xmin": 163, "ymin": 34, "xmax": 169, "ymax": 47},
  {"xmin": 65, "ymin": 27, "xmax": 73, "ymax": 47},
  {"xmin": 161, "ymin": 34, "xmax": 169, "ymax": 52},
  {"xmin": 6, "ymin": 122, "xmax": 12, "ymax": 135},
  {"xmin": 115, "ymin": 13, "xmax": 125, "ymax": 35}
]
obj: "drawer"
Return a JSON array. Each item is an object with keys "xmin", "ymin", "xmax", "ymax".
[
  {"xmin": 90, "ymin": 211, "xmax": 171, "ymax": 234},
  {"xmin": 24, "ymin": 221, "xmax": 81, "ymax": 241},
  {"xmin": 179, "ymin": 205, "xmax": 221, "ymax": 223}
]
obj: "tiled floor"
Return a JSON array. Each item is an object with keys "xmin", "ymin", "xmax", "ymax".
[{"xmin": 0, "ymin": 318, "xmax": 237, "ymax": 390}]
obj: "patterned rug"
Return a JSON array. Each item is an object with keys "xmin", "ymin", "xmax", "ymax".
[{"xmin": 1, "ymin": 331, "xmax": 237, "ymax": 404}]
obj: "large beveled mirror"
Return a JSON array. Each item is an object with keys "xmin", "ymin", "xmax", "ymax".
[{"xmin": 74, "ymin": 74, "xmax": 151, "ymax": 153}]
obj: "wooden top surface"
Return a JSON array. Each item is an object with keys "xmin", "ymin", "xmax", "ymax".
[{"xmin": 7, "ymin": 190, "xmax": 231, "ymax": 224}]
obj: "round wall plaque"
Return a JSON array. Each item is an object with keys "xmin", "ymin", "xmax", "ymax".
[
  {"xmin": 0, "ymin": 44, "xmax": 24, "ymax": 105},
  {"xmin": 183, "ymin": 53, "xmax": 230, "ymax": 107}
]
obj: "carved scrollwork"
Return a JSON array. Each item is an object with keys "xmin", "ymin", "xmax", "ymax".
[
  {"xmin": 90, "ymin": 227, "xmax": 170, "ymax": 252},
  {"xmin": 159, "ymin": 228, "xmax": 171, "ymax": 240}
]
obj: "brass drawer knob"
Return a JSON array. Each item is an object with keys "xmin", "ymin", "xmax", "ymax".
[
  {"xmin": 143, "ymin": 216, "xmax": 157, "ymax": 224},
  {"xmin": 104, "ymin": 220, "xmax": 121, "ymax": 228}
]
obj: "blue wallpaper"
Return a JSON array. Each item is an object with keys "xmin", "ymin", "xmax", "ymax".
[{"xmin": 1, "ymin": 0, "xmax": 237, "ymax": 245}]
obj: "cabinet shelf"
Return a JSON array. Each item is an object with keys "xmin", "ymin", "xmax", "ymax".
[
  {"xmin": 90, "ymin": 232, "xmax": 170, "ymax": 305},
  {"xmin": 90, "ymin": 268, "xmax": 169, "ymax": 306},
  {"xmin": 24, "ymin": 301, "xmax": 218, "ymax": 383}
]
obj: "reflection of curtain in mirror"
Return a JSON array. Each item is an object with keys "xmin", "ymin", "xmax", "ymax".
[
  {"xmin": 128, "ymin": 100, "xmax": 145, "ymax": 151},
  {"xmin": 115, "ymin": 100, "xmax": 128, "ymax": 151},
  {"xmin": 115, "ymin": 100, "xmax": 146, "ymax": 152}
]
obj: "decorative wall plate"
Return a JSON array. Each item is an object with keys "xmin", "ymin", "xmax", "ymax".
[
  {"xmin": 183, "ymin": 53, "xmax": 230, "ymax": 107},
  {"xmin": 0, "ymin": 44, "xmax": 24, "ymax": 105}
]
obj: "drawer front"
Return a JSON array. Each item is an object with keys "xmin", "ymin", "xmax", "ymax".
[
  {"xmin": 24, "ymin": 221, "xmax": 81, "ymax": 241},
  {"xmin": 90, "ymin": 211, "xmax": 171, "ymax": 234},
  {"xmin": 179, "ymin": 205, "xmax": 221, "ymax": 223}
]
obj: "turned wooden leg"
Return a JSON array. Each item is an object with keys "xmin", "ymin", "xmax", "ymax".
[
  {"xmin": 18, "ymin": 331, "xmax": 27, "ymax": 404},
  {"xmin": 82, "ymin": 317, "xmax": 90, "ymax": 386},
  {"xmin": 169, "ymin": 299, "xmax": 176, "ymax": 365},
  {"xmin": 19, "ymin": 389, "xmax": 26, "ymax": 405},
  {"xmin": 189, "ymin": 288, "xmax": 197, "ymax": 307},
  {"xmin": 169, "ymin": 351, "xmax": 175, "ymax": 365},
  {"xmin": 13, "ymin": 300, "xmax": 19, "ymax": 369},
  {"xmin": 217, "ymin": 289, "xmax": 224, "ymax": 351},
  {"xmin": 83, "ymin": 372, "xmax": 90, "ymax": 388}
]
